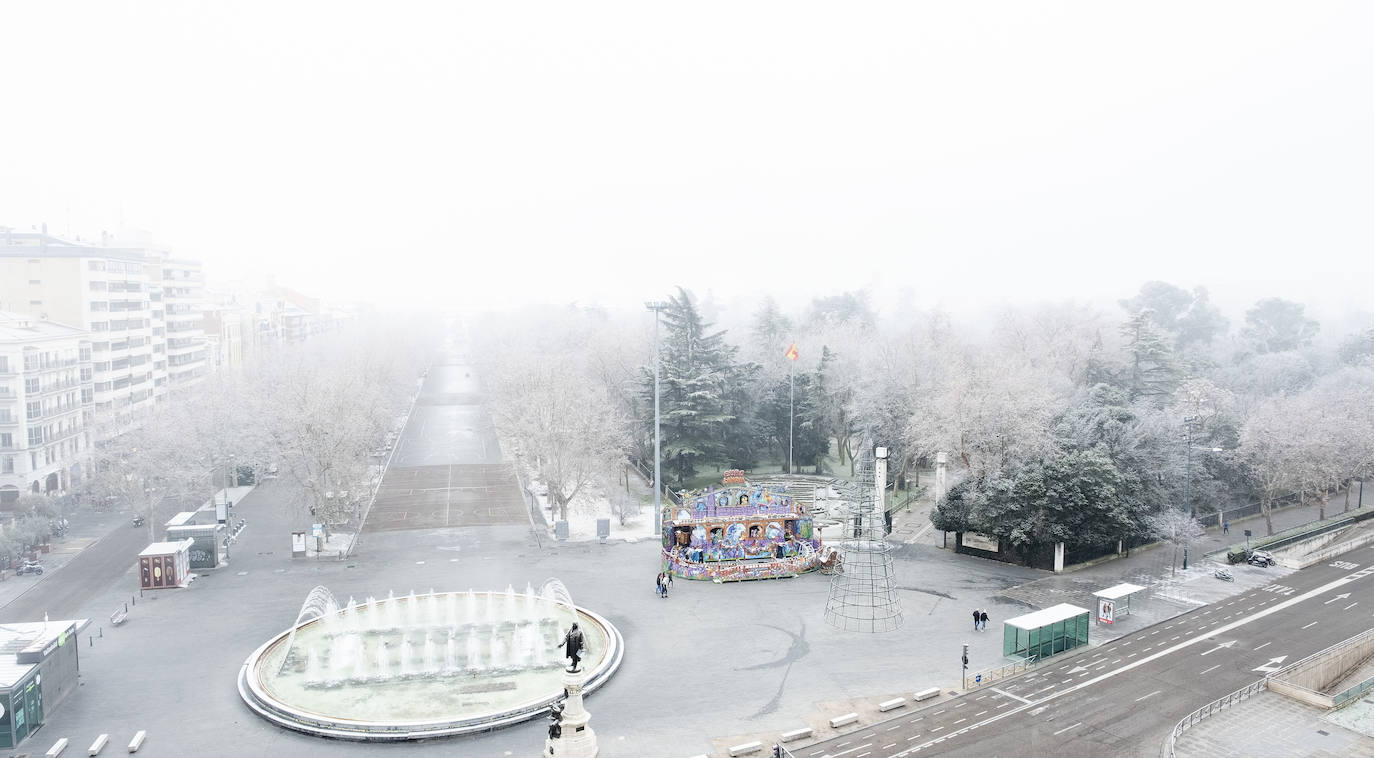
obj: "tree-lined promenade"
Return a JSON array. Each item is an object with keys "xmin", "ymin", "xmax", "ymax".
[{"xmin": 474, "ymin": 282, "xmax": 1374, "ymax": 564}]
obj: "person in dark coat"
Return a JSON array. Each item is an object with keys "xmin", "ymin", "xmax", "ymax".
[
  {"xmin": 980, "ymin": 610, "xmax": 990, "ymax": 630},
  {"xmin": 973, "ymin": 609, "xmax": 981, "ymax": 631}
]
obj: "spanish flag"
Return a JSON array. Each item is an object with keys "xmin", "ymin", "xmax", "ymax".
[{"xmin": 785, "ymin": 343, "xmax": 799, "ymax": 361}]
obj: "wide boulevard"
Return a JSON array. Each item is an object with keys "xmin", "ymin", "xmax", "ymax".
[{"xmin": 802, "ymin": 546, "xmax": 1374, "ymax": 757}]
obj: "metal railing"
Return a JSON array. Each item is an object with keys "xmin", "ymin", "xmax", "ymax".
[
  {"xmin": 1333, "ymin": 676, "xmax": 1374, "ymax": 708},
  {"xmin": 1165, "ymin": 678, "xmax": 1268, "ymax": 757},
  {"xmin": 1165, "ymin": 627, "xmax": 1374, "ymax": 756},
  {"xmin": 964, "ymin": 654, "xmax": 1039, "ymax": 690}
]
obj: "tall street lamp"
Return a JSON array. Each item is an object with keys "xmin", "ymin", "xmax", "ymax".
[
  {"xmin": 1183, "ymin": 415, "xmax": 1223, "ymax": 570},
  {"xmin": 645, "ymin": 301, "xmax": 671, "ymax": 538}
]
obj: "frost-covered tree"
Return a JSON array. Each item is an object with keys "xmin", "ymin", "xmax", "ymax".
[
  {"xmin": 1242, "ymin": 297, "xmax": 1319, "ymax": 354},
  {"xmin": 1120, "ymin": 281, "xmax": 1228, "ymax": 349},
  {"xmin": 1147, "ymin": 509, "xmax": 1206, "ymax": 576},
  {"xmin": 643, "ymin": 287, "xmax": 743, "ymax": 486},
  {"xmin": 1120, "ymin": 310, "xmax": 1181, "ymax": 400}
]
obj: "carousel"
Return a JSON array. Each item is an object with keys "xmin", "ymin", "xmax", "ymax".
[{"xmin": 661, "ymin": 470, "xmax": 824, "ymax": 582}]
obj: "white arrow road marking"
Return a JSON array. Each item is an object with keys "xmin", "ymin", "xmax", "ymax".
[
  {"xmin": 1200, "ymin": 641, "xmax": 1238, "ymax": 656},
  {"xmin": 1325, "ymin": 593, "xmax": 1352, "ymax": 604},
  {"xmin": 1253, "ymin": 655, "xmax": 1289, "ymax": 673}
]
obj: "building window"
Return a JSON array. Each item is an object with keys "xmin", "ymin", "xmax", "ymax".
[
  {"xmin": 28, "ymin": 279, "xmax": 40, "ymax": 285},
  {"xmin": 24, "ymin": 378, "xmax": 39, "ymax": 394},
  {"xmin": 28, "ymin": 428, "xmax": 41, "ymax": 446},
  {"xmin": 0, "ymin": 356, "xmax": 7, "ymax": 372},
  {"xmin": 26, "ymin": 401, "xmax": 41, "ymax": 419},
  {"xmin": 0, "ymin": 433, "xmax": 11, "ymax": 449},
  {"xmin": 2, "ymin": 457, "xmax": 12, "ymax": 474}
]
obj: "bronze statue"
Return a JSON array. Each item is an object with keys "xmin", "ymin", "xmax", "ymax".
[
  {"xmin": 547, "ymin": 701, "xmax": 564, "ymax": 740},
  {"xmin": 560, "ymin": 622, "xmax": 586, "ymax": 672}
]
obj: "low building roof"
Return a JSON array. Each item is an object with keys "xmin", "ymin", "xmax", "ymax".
[
  {"xmin": 1005, "ymin": 603, "xmax": 1091, "ymax": 630},
  {"xmin": 1092, "ymin": 583, "xmax": 1147, "ymax": 600}
]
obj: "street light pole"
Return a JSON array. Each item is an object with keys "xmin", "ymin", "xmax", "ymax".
[{"xmin": 646, "ymin": 301, "xmax": 670, "ymax": 538}]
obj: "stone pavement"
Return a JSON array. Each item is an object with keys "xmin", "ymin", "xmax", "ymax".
[{"xmin": 1172, "ymin": 689, "xmax": 1374, "ymax": 757}]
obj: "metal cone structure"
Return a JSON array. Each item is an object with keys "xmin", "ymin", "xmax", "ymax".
[{"xmin": 823, "ymin": 446, "xmax": 903, "ymax": 632}]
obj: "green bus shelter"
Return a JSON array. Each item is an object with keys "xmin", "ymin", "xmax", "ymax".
[{"xmin": 1003, "ymin": 603, "xmax": 1090, "ymax": 661}]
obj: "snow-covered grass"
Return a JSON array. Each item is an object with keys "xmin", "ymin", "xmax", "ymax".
[{"xmin": 531, "ymin": 477, "xmax": 658, "ymax": 544}]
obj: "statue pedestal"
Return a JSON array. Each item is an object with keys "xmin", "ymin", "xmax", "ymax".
[{"xmin": 543, "ymin": 669, "xmax": 597, "ymax": 758}]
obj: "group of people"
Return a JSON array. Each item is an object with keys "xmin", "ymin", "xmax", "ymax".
[
  {"xmin": 655, "ymin": 571, "xmax": 673, "ymax": 598},
  {"xmin": 972, "ymin": 609, "xmax": 990, "ymax": 631}
]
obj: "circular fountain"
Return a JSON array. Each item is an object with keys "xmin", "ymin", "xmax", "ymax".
[{"xmin": 237, "ymin": 580, "xmax": 623, "ymax": 740}]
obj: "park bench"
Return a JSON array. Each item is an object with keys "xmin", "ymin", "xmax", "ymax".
[{"xmin": 110, "ymin": 609, "xmax": 127, "ymax": 626}]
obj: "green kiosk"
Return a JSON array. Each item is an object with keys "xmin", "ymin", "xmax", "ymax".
[{"xmin": 1003, "ymin": 603, "xmax": 1091, "ymax": 661}]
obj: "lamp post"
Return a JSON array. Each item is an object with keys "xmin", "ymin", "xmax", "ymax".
[
  {"xmin": 1182, "ymin": 416, "xmax": 1223, "ymax": 571},
  {"xmin": 645, "ymin": 301, "xmax": 670, "ymax": 538}
]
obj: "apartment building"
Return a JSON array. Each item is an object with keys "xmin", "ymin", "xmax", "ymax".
[
  {"xmin": 0, "ymin": 227, "xmax": 206, "ymax": 436},
  {"xmin": 0, "ymin": 312, "xmax": 92, "ymax": 504},
  {"xmin": 152, "ymin": 252, "xmax": 208, "ymax": 395}
]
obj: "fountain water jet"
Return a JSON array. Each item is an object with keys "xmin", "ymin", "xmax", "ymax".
[{"xmin": 239, "ymin": 581, "xmax": 623, "ymax": 741}]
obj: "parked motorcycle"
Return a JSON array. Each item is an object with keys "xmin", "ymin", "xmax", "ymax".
[
  {"xmin": 1213, "ymin": 567, "xmax": 1234, "ymax": 581},
  {"xmin": 132, "ymin": 515, "xmax": 144, "ymax": 527},
  {"xmin": 1247, "ymin": 550, "xmax": 1276, "ymax": 567},
  {"xmin": 16, "ymin": 561, "xmax": 43, "ymax": 576}
]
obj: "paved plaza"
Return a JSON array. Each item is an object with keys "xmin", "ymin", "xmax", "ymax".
[{"xmin": 4, "ymin": 359, "xmax": 1372, "ymax": 757}]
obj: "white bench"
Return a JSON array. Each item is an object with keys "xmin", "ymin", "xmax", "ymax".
[
  {"xmin": 88, "ymin": 734, "xmax": 109, "ymax": 755},
  {"xmin": 913, "ymin": 687, "xmax": 941, "ymax": 701},
  {"xmin": 127, "ymin": 730, "xmax": 147, "ymax": 753},
  {"xmin": 728, "ymin": 741, "xmax": 763, "ymax": 756},
  {"xmin": 780, "ymin": 727, "xmax": 813, "ymax": 742},
  {"xmin": 878, "ymin": 697, "xmax": 907, "ymax": 712},
  {"xmin": 45, "ymin": 737, "xmax": 69, "ymax": 757},
  {"xmin": 829, "ymin": 712, "xmax": 860, "ymax": 728}
]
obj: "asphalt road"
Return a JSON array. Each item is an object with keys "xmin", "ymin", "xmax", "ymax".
[
  {"xmin": 0, "ymin": 514, "xmax": 149, "ymax": 623},
  {"xmin": 801, "ymin": 547, "xmax": 1374, "ymax": 758}
]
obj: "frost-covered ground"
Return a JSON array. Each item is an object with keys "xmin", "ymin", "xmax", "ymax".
[{"xmin": 529, "ymin": 476, "xmax": 657, "ymax": 544}]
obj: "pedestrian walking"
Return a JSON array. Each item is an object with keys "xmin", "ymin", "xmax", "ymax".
[
  {"xmin": 1223, "ymin": 520, "xmax": 1229, "ymax": 535},
  {"xmin": 980, "ymin": 610, "xmax": 989, "ymax": 631},
  {"xmin": 973, "ymin": 608, "xmax": 981, "ymax": 631},
  {"xmin": 655, "ymin": 572, "xmax": 665, "ymax": 598}
]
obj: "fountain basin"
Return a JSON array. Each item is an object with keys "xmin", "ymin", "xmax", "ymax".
[{"xmin": 237, "ymin": 587, "xmax": 623, "ymax": 740}]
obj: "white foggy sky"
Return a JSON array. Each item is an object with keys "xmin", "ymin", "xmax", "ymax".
[{"xmin": 2, "ymin": 2, "xmax": 1372, "ymax": 323}]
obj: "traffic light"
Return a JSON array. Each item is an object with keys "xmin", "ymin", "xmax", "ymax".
[
  {"xmin": 962, "ymin": 643, "xmax": 969, "ymax": 666},
  {"xmin": 773, "ymin": 745, "xmax": 783, "ymax": 758}
]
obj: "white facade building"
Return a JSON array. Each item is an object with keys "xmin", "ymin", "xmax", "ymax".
[
  {"xmin": 0, "ymin": 227, "xmax": 205, "ymax": 436},
  {"xmin": 0, "ymin": 312, "xmax": 92, "ymax": 504}
]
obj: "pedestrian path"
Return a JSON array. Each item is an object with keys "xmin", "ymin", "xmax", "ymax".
[{"xmin": 1173, "ymin": 689, "xmax": 1370, "ymax": 757}]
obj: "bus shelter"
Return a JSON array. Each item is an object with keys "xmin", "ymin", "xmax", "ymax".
[
  {"xmin": 1003, "ymin": 603, "xmax": 1090, "ymax": 661},
  {"xmin": 1092, "ymin": 583, "xmax": 1146, "ymax": 626}
]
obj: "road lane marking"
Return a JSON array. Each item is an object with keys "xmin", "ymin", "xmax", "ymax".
[
  {"xmin": 1345, "ymin": 602, "xmax": 1359, "ymax": 610},
  {"xmin": 991, "ymin": 688, "xmax": 1031, "ymax": 704},
  {"xmin": 953, "ymin": 719, "xmax": 966, "ymax": 725},
  {"xmin": 1301, "ymin": 621, "xmax": 1318, "ymax": 629},
  {"xmin": 1254, "ymin": 642, "xmax": 1271, "ymax": 651},
  {"xmin": 975, "ymin": 710, "xmax": 988, "ymax": 716},
  {"xmin": 1135, "ymin": 690, "xmax": 1162, "ymax": 702},
  {"xmin": 886, "ymin": 567, "xmax": 1372, "ymax": 757},
  {"xmin": 1199, "ymin": 664, "xmax": 1220, "ymax": 675},
  {"xmin": 1052, "ymin": 722, "xmax": 1083, "ymax": 736}
]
